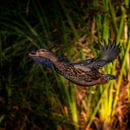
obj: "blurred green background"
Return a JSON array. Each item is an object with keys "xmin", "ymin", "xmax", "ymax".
[{"xmin": 0, "ymin": 0, "xmax": 130, "ymax": 130}]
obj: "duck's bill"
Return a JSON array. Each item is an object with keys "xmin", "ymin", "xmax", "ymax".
[{"xmin": 28, "ymin": 51, "xmax": 37, "ymax": 57}]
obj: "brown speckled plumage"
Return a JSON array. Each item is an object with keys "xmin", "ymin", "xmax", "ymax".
[{"xmin": 29, "ymin": 42, "xmax": 120, "ymax": 87}]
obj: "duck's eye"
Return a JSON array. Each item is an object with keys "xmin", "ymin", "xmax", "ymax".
[{"xmin": 40, "ymin": 49, "xmax": 48, "ymax": 52}]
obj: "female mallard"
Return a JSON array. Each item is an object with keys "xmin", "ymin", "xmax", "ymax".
[{"xmin": 29, "ymin": 42, "xmax": 120, "ymax": 87}]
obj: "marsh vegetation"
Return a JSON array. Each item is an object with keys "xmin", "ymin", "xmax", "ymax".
[{"xmin": 0, "ymin": 0, "xmax": 130, "ymax": 130}]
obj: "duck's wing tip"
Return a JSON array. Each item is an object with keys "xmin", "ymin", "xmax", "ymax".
[{"xmin": 99, "ymin": 41, "xmax": 120, "ymax": 62}]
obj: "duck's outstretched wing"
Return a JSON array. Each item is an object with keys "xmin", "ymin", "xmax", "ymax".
[
  {"xmin": 92, "ymin": 41, "xmax": 120, "ymax": 69},
  {"xmin": 72, "ymin": 42, "xmax": 120, "ymax": 71},
  {"xmin": 72, "ymin": 59, "xmax": 95, "ymax": 71}
]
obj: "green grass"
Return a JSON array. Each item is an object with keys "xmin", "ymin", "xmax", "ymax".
[{"xmin": 0, "ymin": 0, "xmax": 130, "ymax": 130}]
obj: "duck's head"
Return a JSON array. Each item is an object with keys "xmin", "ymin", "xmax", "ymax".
[
  {"xmin": 29, "ymin": 49, "xmax": 50, "ymax": 57},
  {"xmin": 29, "ymin": 49, "xmax": 58, "ymax": 62}
]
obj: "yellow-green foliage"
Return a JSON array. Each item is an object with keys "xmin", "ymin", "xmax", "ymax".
[{"xmin": 0, "ymin": 0, "xmax": 130, "ymax": 130}]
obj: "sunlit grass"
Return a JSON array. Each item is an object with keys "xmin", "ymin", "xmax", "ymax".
[{"xmin": 0, "ymin": 0, "xmax": 130, "ymax": 130}]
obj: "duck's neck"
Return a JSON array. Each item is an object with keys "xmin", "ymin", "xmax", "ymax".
[{"xmin": 43, "ymin": 52, "xmax": 59, "ymax": 63}]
